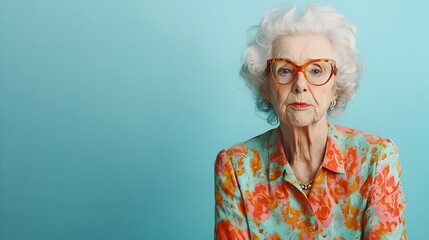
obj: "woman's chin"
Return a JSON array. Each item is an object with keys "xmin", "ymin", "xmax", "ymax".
[
  {"xmin": 281, "ymin": 116, "xmax": 314, "ymax": 128},
  {"xmin": 280, "ymin": 112, "xmax": 325, "ymax": 128}
]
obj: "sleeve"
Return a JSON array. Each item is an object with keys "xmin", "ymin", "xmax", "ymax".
[
  {"xmin": 363, "ymin": 139, "xmax": 407, "ymax": 240},
  {"xmin": 214, "ymin": 149, "xmax": 250, "ymax": 240}
]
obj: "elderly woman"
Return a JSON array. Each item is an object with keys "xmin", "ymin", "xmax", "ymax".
[{"xmin": 214, "ymin": 5, "xmax": 406, "ymax": 240}]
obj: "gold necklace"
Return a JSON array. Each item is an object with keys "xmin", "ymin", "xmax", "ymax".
[{"xmin": 299, "ymin": 180, "xmax": 313, "ymax": 190}]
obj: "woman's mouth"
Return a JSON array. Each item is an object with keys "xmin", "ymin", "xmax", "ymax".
[{"xmin": 290, "ymin": 102, "xmax": 311, "ymax": 108}]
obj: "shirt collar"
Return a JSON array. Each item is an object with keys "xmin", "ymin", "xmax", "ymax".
[{"xmin": 268, "ymin": 123, "xmax": 345, "ymax": 181}]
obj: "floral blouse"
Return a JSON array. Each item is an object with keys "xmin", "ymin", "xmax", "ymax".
[{"xmin": 214, "ymin": 124, "xmax": 406, "ymax": 240}]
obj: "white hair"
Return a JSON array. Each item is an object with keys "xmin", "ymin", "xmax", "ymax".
[{"xmin": 240, "ymin": 4, "xmax": 362, "ymax": 125}]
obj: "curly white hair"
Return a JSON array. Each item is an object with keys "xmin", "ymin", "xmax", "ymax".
[{"xmin": 240, "ymin": 4, "xmax": 362, "ymax": 125}]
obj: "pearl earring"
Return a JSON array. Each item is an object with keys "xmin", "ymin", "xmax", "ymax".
[{"xmin": 329, "ymin": 100, "xmax": 337, "ymax": 110}]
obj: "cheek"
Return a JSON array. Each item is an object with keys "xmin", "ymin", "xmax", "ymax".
[
  {"xmin": 271, "ymin": 86, "xmax": 291, "ymax": 105},
  {"xmin": 314, "ymin": 83, "xmax": 336, "ymax": 106}
]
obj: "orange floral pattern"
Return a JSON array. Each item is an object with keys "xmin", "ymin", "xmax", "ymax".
[
  {"xmin": 244, "ymin": 182, "xmax": 275, "ymax": 222},
  {"xmin": 214, "ymin": 124, "xmax": 406, "ymax": 239}
]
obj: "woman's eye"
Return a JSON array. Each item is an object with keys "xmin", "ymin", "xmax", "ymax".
[
  {"xmin": 310, "ymin": 68, "xmax": 323, "ymax": 75},
  {"xmin": 278, "ymin": 68, "xmax": 293, "ymax": 76}
]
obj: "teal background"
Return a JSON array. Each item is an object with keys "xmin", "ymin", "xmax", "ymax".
[{"xmin": 0, "ymin": 0, "xmax": 427, "ymax": 239}]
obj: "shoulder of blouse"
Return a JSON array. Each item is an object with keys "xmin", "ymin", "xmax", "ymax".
[
  {"xmin": 332, "ymin": 124, "xmax": 398, "ymax": 154},
  {"xmin": 330, "ymin": 124, "xmax": 401, "ymax": 179},
  {"xmin": 216, "ymin": 128, "xmax": 276, "ymax": 173}
]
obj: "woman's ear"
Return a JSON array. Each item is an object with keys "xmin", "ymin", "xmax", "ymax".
[
  {"xmin": 260, "ymin": 81, "xmax": 271, "ymax": 104},
  {"xmin": 332, "ymin": 85, "xmax": 338, "ymax": 101},
  {"xmin": 332, "ymin": 92, "xmax": 338, "ymax": 102},
  {"xmin": 261, "ymin": 93, "xmax": 270, "ymax": 106}
]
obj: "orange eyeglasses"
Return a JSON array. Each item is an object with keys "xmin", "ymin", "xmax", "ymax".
[{"xmin": 266, "ymin": 58, "xmax": 337, "ymax": 86}]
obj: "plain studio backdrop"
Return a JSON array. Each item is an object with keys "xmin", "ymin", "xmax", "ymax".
[{"xmin": 0, "ymin": 0, "xmax": 428, "ymax": 239}]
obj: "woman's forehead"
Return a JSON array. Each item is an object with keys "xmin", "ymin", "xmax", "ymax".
[{"xmin": 272, "ymin": 34, "xmax": 334, "ymax": 64}]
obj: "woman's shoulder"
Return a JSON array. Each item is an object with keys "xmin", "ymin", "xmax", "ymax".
[
  {"xmin": 329, "ymin": 125, "xmax": 402, "ymax": 184},
  {"xmin": 215, "ymin": 128, "xmax": 276, "ymax": 169},
  {"xmin": 332, "ymin": 124, "xmax": 398, "ymax": 152},
  {"xmin": 331, "ymin": 124, "xmax": 400, "ymax": 177}
]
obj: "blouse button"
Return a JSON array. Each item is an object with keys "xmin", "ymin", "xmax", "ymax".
[{"xmin": 309, "ymin": 225, "xmax": 317, "ymax": 232}]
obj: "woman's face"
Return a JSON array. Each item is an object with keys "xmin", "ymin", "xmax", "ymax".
[{"xmin": 265, "ymin": 34, "xmax": 337, "ymax": 127}]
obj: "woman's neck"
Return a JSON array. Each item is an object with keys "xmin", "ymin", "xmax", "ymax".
[{"xmin": 280, "ymin": 118, "xmax": 328, "ymax": 168}]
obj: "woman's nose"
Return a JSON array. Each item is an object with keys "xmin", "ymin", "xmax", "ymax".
[{"xmin": 293, "ymin": 72, "xmax": 308, "ymax": 93}]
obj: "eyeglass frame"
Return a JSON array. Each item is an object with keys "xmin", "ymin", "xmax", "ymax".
[{"xmin": 266, "ymin": 58, "xmax": 338, "ymax": 86}]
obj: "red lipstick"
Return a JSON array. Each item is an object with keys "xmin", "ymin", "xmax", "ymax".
[{"xmin": 290, "ymin": 102, "xmax": 311, "ymax": 108}]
